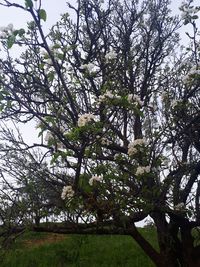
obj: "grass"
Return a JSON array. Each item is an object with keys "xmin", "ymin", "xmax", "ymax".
[{"xmin": 0, "ymin": 228, "xmax": 156, "ymax": 267}]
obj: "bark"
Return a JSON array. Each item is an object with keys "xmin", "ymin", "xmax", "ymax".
[
  {"xmin": 180, "ymin": 226, "xmax": 200, "ymax": 267},
  {"xmin": 126, "ymin": 226, "xmax": 161, "ymax": 266},
  {"xmin": 152, "ymin": 212, "xmax": 181, "ymax": 267}
]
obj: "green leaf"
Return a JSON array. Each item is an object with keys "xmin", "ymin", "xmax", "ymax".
[
  {"xmin": 56, "ymin": 53, "xmax": 64, "ymax": 60},
  {"xmin": 39, "ymin": 9, "xmax": 47, "ymax": 22},
  {"xmin": 53, "ymin": 44, "xmax": 61, "ymax": 49},
  {"xmin": 48, "ymin": 71, "xmax": 55, "ymax": 82},
  {"xmin": 18, "ymin": 28, "xmax": 26, "ymax": 37},
  {"xmin": 13, "ymin": 29, "xmax": 25, "ymax": 37},
  {"xmin": 0, "ymin": 104, "xmax": 5, "ymax": 112},
  {"xmin": 25, "ymin": 0, "xmax": 33, "ymax": 8},
  {"xmin": 7, "ymin": 35, "xmax": 15, "ymax": 49},
  {"xmin": 39, "ymin": 63, "xmax": 45, "ymax": 69},
  {"xmin": 50, "ymin": 152, "xmax": 61, "ymax": 164},
  {"xmin": 192, "ymin": 15, "xmax": 198, "ymax": 20}
]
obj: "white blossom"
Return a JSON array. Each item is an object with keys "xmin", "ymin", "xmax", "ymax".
[
  {"xmin": 0, "ymin": 32, "xmax": 7, "ymax": 38},
  {"xmin": 44, "ymin": 131, "xmax": 53, "ymax": 143},
  {"xmin": 127, "ymin": 94, "xmax": 143, "ymax": 106},
  {"xmin": 61, "ymin": 185, "xmax": 75, "ymax": 200},
  {"xmin": 80, "ymin": 63, "xmax": 95, "ymax": 73},
  {"xmin": 0, "ymin": 27, "xmax": 7, "ymax": 32},
  {"xmin": 105, "ymin": 51, "xmax": 117, "ymax": 60},
  {"xmin": 77, "ymin": 113, "xmax": 96, "ymax": 127},
  {"xmin": 135, "ymin": 166, "xmax": 151, "ymax": 176},
  {"xmin": 98, "ymin": 91, "xmax": 115, "ymax": 103},
  {"xmin": 133, "ymin": 139, "xmax": 147, "ymax": 146},
  {"xmin": 0, "ymin": 23, "xmax": 14, "ymax": 39},
  {"xmin": 101, "ymin": 137, "xmax": 111, "ymax": 146},
  {"xmin": 97, "ymin": 90, "xmax": 120, "ymax": 104},
  {"xmin": 128, "ymin": 146, "xmax": 137, "ymax": 156},
  {"xmin": 171, "ymin": 100, "xmax": 178, "ymax": 108},
  {"xmin": 128, "ymin": 138, "xmax": 146, "ymax": 156},
  {"xmin": 89, "ymin": 175, "xmax": 103, "ymax": 186},
  {"xmin": 7, "ymin": 23, "xmax": 14, "ymax": 31}
]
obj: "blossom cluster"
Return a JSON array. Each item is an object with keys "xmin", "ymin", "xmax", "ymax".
[
  {"xmin": 97, "ymin": 92, "xmax": 144, "ymax": 109},
  {"xmin": 80, "ymin": 63, "xmax": 96, "ymax": 73},
  {"xmin": 41, "ymin": 45, "xmax": 63, "ymax": 66},
  {"xmin": 78, "ymin": 113, "xmax": 96, "ymax": 127},
  {"xmin": 98, "ymin": 90, "xmax": 120, "ymax": 104},
  {"xmin": 89, "ymin": 175, "xmax": 103, "ymax": 186},
  {"xmin": 128, "ymin": 94, "xmax": 144, "ymax": 107},
  {"xmin": 105, "ymin": 51, "xmax": 117, "ymax": 61},
  {"xmin": 80, "ymin": 50, "xmax": 116, "ymax": 74},
  {"xmin": 0, "ymin": 23, "xmax": 14, "ymax": 38},
  {"xmin": 101, "ymin": 137, "xmax": 111, "ymax": 146},
  {"xmin": 135, "ymin": 165, "xmax": 151, "ymax": 176},
  {"xmin": 61, "ymin": 185, "xmax": 75, "ymax": 200},
  {"xmin": 128, "ymin": 138, "xmax": 146, "ymax": 156}
]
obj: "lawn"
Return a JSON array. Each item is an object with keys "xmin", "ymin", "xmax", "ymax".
[{"xmin": 0, "ymin": 228, "xmax": 156, "ymax": 267}]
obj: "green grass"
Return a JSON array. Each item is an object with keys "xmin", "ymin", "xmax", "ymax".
[{"xmin": 0, "ymin": 229, "xmax": 156, "ymax": 267}]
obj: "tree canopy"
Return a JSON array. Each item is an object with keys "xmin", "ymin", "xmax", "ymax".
[{"xmin": 0, "ymin": 0, "xmax": 200, "ymax": 266}]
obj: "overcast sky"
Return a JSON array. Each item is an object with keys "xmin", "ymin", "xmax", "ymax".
[
  {"xmin": 0, "ymin": 0, "xmax": 68, "ymax": 29},
  {"xmin": 0, "ymin": 0, "xmax": 70, "ymax": 144},
  {"xmin": 0, "ymin": 0, "xmax": 199, "ymax": 145}
]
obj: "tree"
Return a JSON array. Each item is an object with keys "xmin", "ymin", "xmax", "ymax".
[
  {"xmin": 0, "ymin": 0, "xmax": 200, "ymax": 266},
  {"xmin": 0, "ymin": 123, "xmax": 78, "ymax": 227}
]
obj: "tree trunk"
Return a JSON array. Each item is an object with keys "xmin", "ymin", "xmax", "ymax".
[
  {"xmin": 180, "ymin": 226, "xmax": 200, "ymax": 267},
  {"xmin": 152, "ymin": 214, "xmax": 200, "ymax": 267},
  {"xmin": 152, "ymin": 213, "xmax": 179, "ymax": 266},
  {"xmin": 128, "ymin": 226, "xmax": 181, "ymax": 267},
  {"xmin": 127, "ymin": 213, "xmax": 200, "ymax": 267},
  {"xmin": 128, "ymin": 226, "xmax": 161, "ymax": 266},
  {"xmin": 35, "ymin": 216, "xmax": 41, "ymax": 227}
]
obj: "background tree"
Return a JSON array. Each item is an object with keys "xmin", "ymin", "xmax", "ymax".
[
  {"xmin": 0, "ymin": 123, "xmax": 85, "ymax": 227},
  {"xmin": 0, "ymin": 0, "xmax": 200, "ymax": 266}
]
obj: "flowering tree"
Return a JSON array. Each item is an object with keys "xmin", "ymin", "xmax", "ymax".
[{"xmin": 0, "ymin": 0, "xmax": 200, "ymax": 266}]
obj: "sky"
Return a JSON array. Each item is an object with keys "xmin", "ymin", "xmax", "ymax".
[
  {"xmin": 0, "ymin": 0, "xmax": 69, "ymax": 144},
  {"xmin": 0, "ymin": 0, "xmax": 68, "ymax": 29}
]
